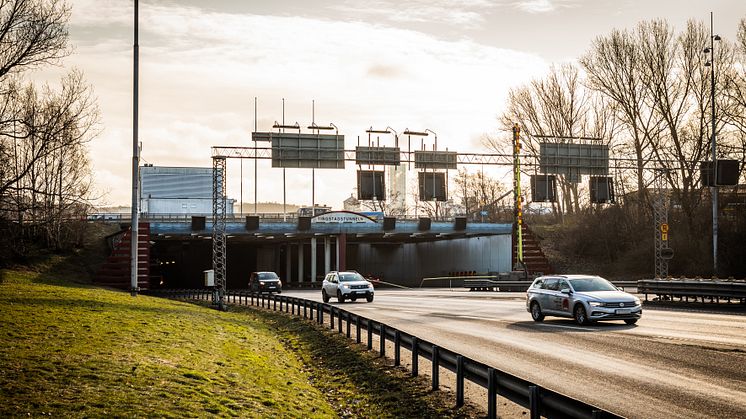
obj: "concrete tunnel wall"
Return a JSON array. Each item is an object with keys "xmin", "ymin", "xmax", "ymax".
[{"xmin": 352, "ymin": 235, "xmax": 511, "ymax": 287}]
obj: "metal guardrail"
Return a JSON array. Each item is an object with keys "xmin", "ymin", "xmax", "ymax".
[
  {"xmin": 146, "ymin": 288, "xmax": 623, "ymax": 419},
  {"xmin": 421, "ymin": 277, "xmax": 639, "ymax": 293},
  {"xmin": 420, "ymin": 275, "xmax": 500, "ymax": 289},
  {"xmin": 638, "ymin": 279, "xmax": 746, "ymax": 303}
]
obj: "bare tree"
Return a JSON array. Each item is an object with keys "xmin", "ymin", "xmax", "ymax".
[
  {"xmin": 581, "ymin": 25, "xmax": 663, "ymax": 211},
  {"xmin": 722, "ymin": 18, "xmax": 746, "ymax": 177},
  {"xmin": 453, "ymin": 168, "xmax": 509, "ymax": 222},
  {"xmin": 0, "ymin": 0, "xmax": 70, "ymax": 77},
  {"xmin": 492, "ymin": 63, "xmax": 612, "ymax": 214},
  {"xmin": 0, "ymin": 1, "xmax": 99, "ymax": 258}
]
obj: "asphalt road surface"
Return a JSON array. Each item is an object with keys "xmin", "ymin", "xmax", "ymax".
[{"xmin": 283, "ymin": 288, "xmax": 746, "ymax": 418}]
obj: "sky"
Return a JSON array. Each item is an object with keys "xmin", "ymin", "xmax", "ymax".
[{"xmin": 31, "ymin": 0, "xmax": 745, "ymax": 210}]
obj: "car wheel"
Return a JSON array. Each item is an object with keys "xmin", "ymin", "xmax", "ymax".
[
  {"xmin": 624, "ymin": 319, "xmax": 638, "ymax": 325},
  {"xmin": 322, "ymin": 289, "xmax": 330, "ymax": 303},
  {"xmin": 337, "ymin": 290, "xmax": 345, "ymax": 303},
  {"xmin": 366, "ymin": 294, "xmax": 374, "ymax": 303},
  {"xmin": 574, "ymin": 304, "xmax": 590, "ymax": 325},
  {"xmin": 530, "ymin": 301, "xmax": 544, "ymax": 322}
]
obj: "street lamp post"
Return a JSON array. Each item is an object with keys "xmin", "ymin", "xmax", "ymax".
[
  {"xmin": 703, "ymin": 11, "xmax": 721, "ymax": 276},
  {"xmin": 130, "ymin": 0, "xmax": 139, "ymax": 295}
]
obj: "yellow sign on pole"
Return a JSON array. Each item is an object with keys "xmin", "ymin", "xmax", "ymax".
[
  {"xmin": 660, "ymin": 223, "xmax": 668, "ymax": 233},
  {"xmin": 662, "ymin": 233, "xmax": 668, "ymax": 241}
]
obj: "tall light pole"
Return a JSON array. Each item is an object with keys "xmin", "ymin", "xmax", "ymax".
[
  {"xmin": 704, "ymin": 11, "xmax": 721, "ymax": 276},
  {"xmin": 130, "ymin": 0, "xmax": 140, "ymax": 295}
]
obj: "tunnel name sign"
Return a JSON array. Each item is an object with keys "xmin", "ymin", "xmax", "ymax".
[{"xmin": 312, "ymin": 211, "xmax": 377, "ymax": 224}]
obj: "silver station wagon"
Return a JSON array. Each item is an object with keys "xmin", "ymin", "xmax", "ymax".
[{"xmin": 526, "ymin": 275, "xmax": 642, "ymax": 325}]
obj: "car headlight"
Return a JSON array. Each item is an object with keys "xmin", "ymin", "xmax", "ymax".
[
  {"xmin": 589, "ymin": 301, "xmax": 604, "ymax": 307},
  {"xmin": 633, "ymin": 298, "xmax": 641, "ymax": 306},
  {"xmin": 342, "ymin": 283, "xmax": 349, "ymax": 289}
]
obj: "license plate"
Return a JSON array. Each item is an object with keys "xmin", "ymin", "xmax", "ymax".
[{"xmin": 616, "ymin": 308, "xmax": 631, "ymax": 314}]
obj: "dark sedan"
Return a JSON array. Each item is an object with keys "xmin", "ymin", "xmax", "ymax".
[{"xmin": 249, "ymin": 271, "xmax": 283, "ymax": 294}]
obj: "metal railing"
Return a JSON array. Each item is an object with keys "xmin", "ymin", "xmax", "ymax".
[
  {"xmin": 638, "ymin": 279, "xmax": 746, "ymax": 303},
  {"xmin": 146, "ymin": 288, "xmax": 623, "ymax": 419},
  {"xmin": 420, "ymin": 277, "xmax": 638, "ymax": 292}
]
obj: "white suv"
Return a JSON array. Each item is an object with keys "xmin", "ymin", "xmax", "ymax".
[{"xmin": 322, "ymin": 271, "xmax": 374, "ymax": 303}]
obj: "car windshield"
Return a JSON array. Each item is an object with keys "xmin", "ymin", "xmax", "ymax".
[
  {"xmin": 568, "ymin": 277, "xmax": 617, "ymax": 292},
  {"xmin": 339, "ymin": 273, "xmax": 364, "ymax": 282},
  {"xmin": 258, "ymin": 272, "xmax": 278, "ymax": 280}
]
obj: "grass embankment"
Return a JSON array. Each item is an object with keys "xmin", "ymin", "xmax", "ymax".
[{"xmin": 0, "ymin": 268, "xmax": 482, "ymax": 418}]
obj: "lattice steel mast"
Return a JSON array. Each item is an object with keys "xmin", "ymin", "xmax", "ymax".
[
  {"xmin": 653, "ymin": 169, "xmax": 672, "ymax": 278},
  {"xmin": 212, "ymin": 157, "xmax": 227, "ymax": 309}
]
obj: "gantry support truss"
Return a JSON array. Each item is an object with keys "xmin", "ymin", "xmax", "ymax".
[
  {"xmin": 212, "ymin": 157, "xmax": 227, "ymax": 309},
  {"xmin": 653, "ymin": 169, "xmax": 671, "ymax": 279}
]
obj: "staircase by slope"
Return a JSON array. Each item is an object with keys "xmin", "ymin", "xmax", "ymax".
[
  {"xmin": 95, "ymin": 222, "xmax": 150, "ymax": 290},
  {"xmin": 513, "ymin": 223, "xmax": 553, "ymax": 276}
]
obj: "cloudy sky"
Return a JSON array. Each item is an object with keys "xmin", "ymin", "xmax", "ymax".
[{"xmin": 33, "ymin": 0, "xmax": 744, "ymax": 209}]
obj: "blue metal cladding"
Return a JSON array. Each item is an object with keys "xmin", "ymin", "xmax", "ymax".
[{"xmin": 141, "ymin": 166, "xmax": 218, "ymax": 199}]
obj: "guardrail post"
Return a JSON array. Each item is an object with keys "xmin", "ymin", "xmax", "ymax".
[
  {"xmin": 367, "ymin": 319, "xmax": 373, "ymax": 350},
  {"xmin": 411, "ymin": 337, "xmax": 419, "ymax": 377},
  {"xmin": 456, "ymin": 355, "xmax": 464, "ymax": 407},
  {"xmin": 346, "ymin": 313, "xmax": 351, "ymax": 338},
  {"xmin": 379, "ymin": 324, "xmax": 386, "ymax": 357},
  {"xmin": 303, "ymin": 300, "xmax": 308, "ymax": 319},
  {"xmin": 394, "ymin": 331, "xmax": 401, "ymax": 366},
  {"xmin": 529, "ymin": 385, "xmax": 540, "ymax": 419},
  {"xmin": 487, "ymin": 367, "xmax": 497, "ymax": 419},
  {"xmin": 355, "ymin": 316, "xmax": 361, "ymax": 344},
  {"xmin": 273, "ymin": 296, "xmax": 277, "ymax": 311},
  {"xmin": 338, "ymin": 309, "xmax": 343, "ymax": 333},
  {"xmin": 432, "ymin": 345, "xmax": 440, "ymax": 391},
  {"xmin": 318, "ymin": 303, "xmax": 323, "ymax": 324}
]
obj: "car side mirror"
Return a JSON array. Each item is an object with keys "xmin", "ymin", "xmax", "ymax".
[{"xmin": 560, "ymin": 288, "xmax": 572, "ymax": 294}]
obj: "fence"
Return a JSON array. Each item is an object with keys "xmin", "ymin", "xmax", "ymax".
[{"xmin": 146, "ymin": 288, "xmax": 623, "ymax": 419}]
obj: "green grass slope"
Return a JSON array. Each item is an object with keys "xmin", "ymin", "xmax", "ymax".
[{"xmin": 0, "ymin": 269, "xmax": 483, "ymax": 418}]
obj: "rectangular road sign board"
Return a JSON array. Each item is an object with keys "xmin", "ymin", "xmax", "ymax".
[
  {"xmin": 355, "ymin": 146, "xmax": 401, "ymax": 166},
  {"xmin": 539, "ymin": 142, "xmax": 609, "ymax": 183},
  {"xmin": 268, "ymin": 132, "xmax": 345, "ymax": 169},
  {"xmin": 414, "ymin": 151, "xmax": 458, "ymax": 170}
]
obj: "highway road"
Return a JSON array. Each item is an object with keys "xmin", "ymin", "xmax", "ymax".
[{"xmin": 282, "ymin": 288, "xmax": 746, "ymax": 418}]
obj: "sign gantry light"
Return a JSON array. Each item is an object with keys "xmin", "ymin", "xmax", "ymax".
[
  {"xmin": 356, "ymin": 127, "xmax": 400, "ymax": 201},
  {"xmin": 405, "ymin": 128, "xmax": 453, "ymax": 202}
]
